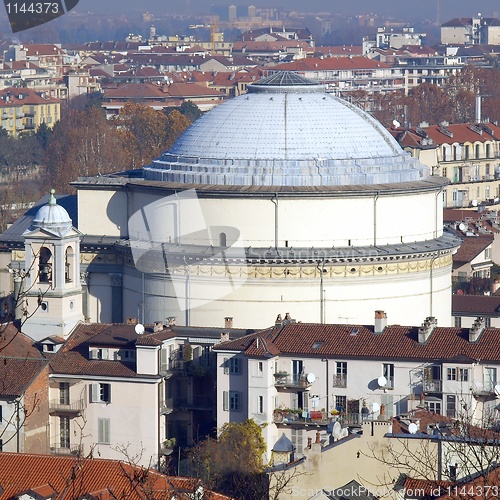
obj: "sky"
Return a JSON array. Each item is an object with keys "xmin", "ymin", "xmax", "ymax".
[{"xmin": 78, "ymin": 0, "xmax": 500, "ymax": 21}]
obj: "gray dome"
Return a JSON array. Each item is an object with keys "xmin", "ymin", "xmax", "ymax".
[
  {"xmin": 32, "ymin": 190, "xmax": 73, "ymax": 235},
  {"xmin": 144, "ymin": 71, "xmax": 428, "ymax": 187}
]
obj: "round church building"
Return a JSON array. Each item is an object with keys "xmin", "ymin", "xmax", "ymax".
[{"xmin": 75, "ymin": 72, "xmax": 460, "ymax": 328}]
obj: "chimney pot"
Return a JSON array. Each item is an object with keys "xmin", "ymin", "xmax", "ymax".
[
  {"xmin": 307, "ymin": 437, "xmax": 312, "ymax": 448},
  {"xmin": 374, "ymin": 310, "xmax": 387, "ymax": 334},
  {"xmin": 315, "ymin": 431, "xmax": 321, "ymax": 444},
  {"xmin": 126, "ymin": 317, "xmax": 138, "ymax": 325},
  {"xmin": 224, "ymin": 316, "xmax": 233, "ymax": 329}
]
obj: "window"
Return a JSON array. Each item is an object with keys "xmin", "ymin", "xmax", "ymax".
[
  {"xmin": 454, "ymin": 316, "xmax": 462, "ymax": 328},
  {"xmin": 223, "ymin": 391, "xmax": 241, "ymax": 411},
  {"xmin": 476, "ymin": 144, "xmax": 480, "ymax": 159},
  {"xmin": 442, "ymin": 167, "xmax": 447, "ymax": 177},
  {"xmin": 98, "ymin": 418, "xmax": 110, "ymax": 445},
  {"xmin": 0, "ymin": 405, "xmax": 2, "ymax": 423},
  {"xmin": 458, "ymin": 368, "xmax": 468, "ymax": 382},
  {"xmin": 335, "ymin": 395, "xmax": 346, "ymax": 412},
  {"xmin": 90, "ymin": 383, "xmax": 111, "ymax": 403},
  {"xmin": 334, "ymin": 362, "xmax": 347, "ymax": 387},
  {"xmin": 447, "ymin": 368, "xmax": 457, "ymax": 380},
  {"xmin": 257, "ymin": 395, "xmax": 264, "ymax": 414},
  {"xmin": 428, "ymin": 400, "xmax": 441, "ymax": 414},
  {"xmin": 486, "ymin": 144, "xmax": 491, "ymax": 158},
  {"xmin": 59, "ymin": 382, "xmax": 70, "ymax": 405},
  {"xmin": 383, "ymin": 363, "xmax": 394, "ymax": 389},
  {"xmin": 60, "ymin": 416, "xmax": 70, "ymax": 448},
  {"xmin": 446, "ymin": 395, "xmax": 456, "ymax": 418},
  {"xmin": 0, "ymin": 439, "xmax": 2, "ymax": 451},
  {"xmin": 224, "ymin": 357, "xmax": 241, "ymax": 375},
  {"xmin": 465, "ymin": 145, "xmax": 470, "ymax": 159},
  {"xmin": 256, "ymin": 361, "xmax": 263, "ymax": 377}
]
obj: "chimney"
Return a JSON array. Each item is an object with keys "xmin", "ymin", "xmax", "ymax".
[
  {"xmin": 469, "ymin": 317, "xmax": 486, "ymax": 342},
  {"xmin": 475, "ymin": 94, "xmax": 482, "ymax": 123},
  {"xmin": 275, "ymin": 313, "xmax": 283, "ymax": 325},
  {"xmin": 418, "ymin": 316, "xmax": 437, "ymax": 343},
  {"xmin": 224, "ymin": 316, "xmax": 233, "ymax": 329},
  {"xmin": 374, "ymin": 310, "xmax": 387, "ymax": 334},
  {"xmin": 166, "ymin": 317, "xmax": 176, "ymax": 326},
  {"xmin": 153, "ymin": 321, "xmax": 163, "ymax": 333},
  {"xmin": 315, "ymin": 431, "xmax": 321, "ymax": 444},
  {"xmin": 126, "ymin": 317, "xmax": 138, "ymax": 325},
  {"xmin": 220, "ymin": 332, "xmax": 230, "ymax": 343}
]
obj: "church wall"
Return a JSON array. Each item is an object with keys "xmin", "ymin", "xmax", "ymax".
[
  {"xmin": 78, "ymin": 189, "xmax": 128, "ymax": 238},
  {"xmin": 117, "ymin": 255, "xmax": 453, "ymax": 329}
]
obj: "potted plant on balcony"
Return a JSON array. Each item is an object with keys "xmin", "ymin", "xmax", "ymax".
[{"xmin": 161, "ymin": 438, "xmax": 176, "ymax": 456}]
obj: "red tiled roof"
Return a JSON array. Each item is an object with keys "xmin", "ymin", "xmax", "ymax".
[
  {"xmin": 452, "ymin": 236, "xmax": 492, "ymax": 264},
  {"xmin": 215, "ymin": 321, "xmax": 500, "ymax": 363},
  {"xmin": 0, "ymin": 324, "xmax": 48, "ymax": 397},
  {"xmin": 452, "ymin": 295, "xmax": 500, "ymax": 316},
  {"xmin": 49, "ymin": 323, "xmax": 164, "ymax": 378},
  {"xmin": 271, "ymin": 56, "xmax": 391, "ymax": 71},
  {"xmin": 314, "ymin": 46, "xmax": 364, "ymax": 57},
  {"xmin": 104, "ymin": 83, "xmax": 166, "ymax": 100},
  {"xmin": 165, "ymin": 83, "xmax": 225, "ymax": 97},
  {"xmin": 423, "ymin": 123, "xmax": 500, "ymax": 144},
  {"xmin": 0, "ymin": 453, "xmax": 231, "ymax": 499}
]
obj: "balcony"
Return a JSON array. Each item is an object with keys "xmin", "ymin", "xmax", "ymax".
[
  {"xmin": 48, "ymin": 399, "xmax": 84, "ymax": 416},
  {"xmin": 160, "ymin": 397, "xmax": 174, "ymax": 415},
  {"xmin": 50, "ymin": 444, "xmax": 83, "ymax": 455},
  {"xmin": 423, "ymin": 379, "xmax": 442, "ymax": 393},
  {"xmin": 471, "ymin": 380, "xmax": 498, "ymax": 401},
  {"xmin": 274, "ymin": 373, "xmax": 311, "ymax": 391},
  {"xmin": 273, "ymin": 411, "xmax": 371, "ymax": 429},
  {"xmin": 333, "ymin": 375, "xmax": 347, "ymax": 388},
  {"xmin": 160, "ymin": 395, "xmax": 213, "ymax": 414}
]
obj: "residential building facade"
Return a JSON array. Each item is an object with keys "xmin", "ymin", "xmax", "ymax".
[
  {"xmin": 215, "ymin": 314, "xmax": 500, "ymax": 460},
  {"xmin": 391, "ymin": 122, "xmax": 500, "ymax": 208}
]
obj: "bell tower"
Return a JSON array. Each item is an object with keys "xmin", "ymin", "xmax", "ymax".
[{"xmin": 21, "ymin": 190, "xmax": 84, "ymax": 341}]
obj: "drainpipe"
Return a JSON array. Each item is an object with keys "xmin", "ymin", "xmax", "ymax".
[
  {"xmin": 373, "ymin": 191, "xmax": 380, "ymax": 246},
  {"xmin": 271, "ymin": 194, "xmax": 279, "ymax": 251}
]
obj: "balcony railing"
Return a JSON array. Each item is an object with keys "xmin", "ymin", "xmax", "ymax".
[
  {"xmin": 274, "ymin": 373, "xmax": 311, "ymax": 390},
  {"xmin": 273, "ymin": 411, "xmax": 373, "ymax": 428},
  {"xmin": 50, "ymin": 444, "xmax": 83, "ymax": 455},
  {"xmin": 423, "ymin": 379, "xmax": 442, "ymax": 393},
  {"xmin": 333, "ymin": 375, "xmax": 347, "ymax": 388},
  {"xmin": 48, "ymin": 399, "xmax": 84, "ymax": 415},
  {"xmin": 160, "ymin": 395, "xmax": 212, "ymax": 414}
]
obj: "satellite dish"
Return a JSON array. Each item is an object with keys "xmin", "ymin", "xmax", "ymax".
[
  {"xmin": 392, "ymin": 119, "xmax": 401, "ymax": 128},
  {"xmin": 332, "ymin": 421, "xmax": 342, "ymax": 440},
  {"xmin": 459, "ymin": 223, "xmax": 466, "ymax": 231},
  {"xmin": 378, "ymin": 376, "xmax": 387, "ymax": 388},
  {"xmin": 408, "ymin": 423, "xmax": 418, "ymax": 434},
  {"xmin": 372, "ymin": 402, "xmax": 381, "ymax": 413},
  {"xmin": 494, "ymin": 384, "xmax": 500, "ymax": 397},
  {"xmin": 306, "ymin": 373, "xmax": 316, "ymax": 384},
  {"xmin": 135, "ymin": 323, "xmax": 145, "ymax": 335},
  {"xmin": 472, "ymin": 199, "xmax": 478, "ymax": 207}
]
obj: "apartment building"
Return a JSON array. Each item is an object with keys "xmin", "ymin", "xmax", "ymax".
[
  {"xmin": 214, "ymin": 313, "xmax": 500, "ymax": 460},
  {"xmin": 391, "ymin": 122, "xmax": 500, "ymax": 208},
  {"xmin": 0, "ymin": 87, "xmax": 61, "ymax": 137}
]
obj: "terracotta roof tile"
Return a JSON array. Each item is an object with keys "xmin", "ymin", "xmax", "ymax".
[
  {"xmin": 216, "ymin": 322, "xmax": 500, "ymax": 362},
  {"xmin": 452, "ymin": 295, "xmax": 500, "ymax": 316},
  {"xmin": 0, "ymin": 453, "xmax": 230, "ymax": 499},
  {"xmin": 452, "ymin": 236, "xmax": 492, "ymax": 264}
]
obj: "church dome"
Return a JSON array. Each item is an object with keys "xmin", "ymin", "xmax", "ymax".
[
  {"xmin": 144, "ymin": 71, "xmax": 428, "ymax": 187},
  {"xmin": 32, "ymin": 190, "xmax": 73, "ymax": 235}
]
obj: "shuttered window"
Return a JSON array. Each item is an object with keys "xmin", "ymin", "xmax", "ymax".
[{"xmin": 98, "ymin": 418, "xmax": 110, "ymax": 445}]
